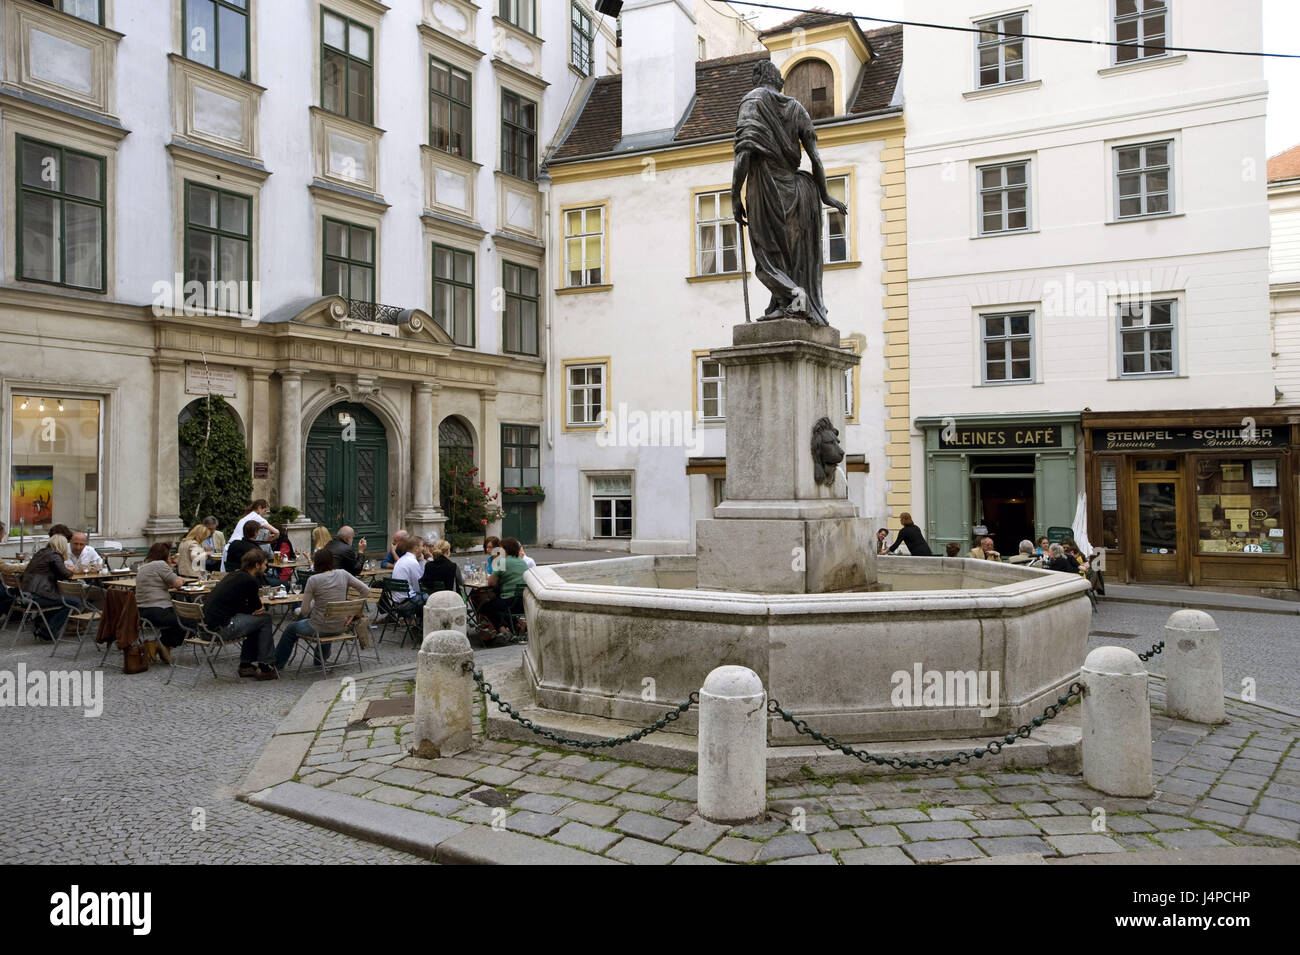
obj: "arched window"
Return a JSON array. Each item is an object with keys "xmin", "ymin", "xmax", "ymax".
[
  {"xmin": 439, "ymin": 417, "xmax": 474, "ymax": 474},
  {"xmin": 785, "ymin": 59, "xmax": 834, "ymax": 120}
]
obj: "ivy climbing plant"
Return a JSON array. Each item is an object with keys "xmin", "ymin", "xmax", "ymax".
[{"xmin": 179, "ymin": 395, "xmax": 252, "ymax": 535}]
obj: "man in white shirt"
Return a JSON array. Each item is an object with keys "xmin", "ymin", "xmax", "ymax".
[
  {"xmin": 518, "ymin": 543, "xmax": 537, "ymax": 570},
  {"xmin": 390, "ymin": 538, "xmax": 428, "ymax": 611},
  {"xmin": 67, "ymin": 532, "xmax": 103, "ymax": 572},
  {"xmin": 223, "ymin": 500, "xmax": 276, "ymax": 566}
]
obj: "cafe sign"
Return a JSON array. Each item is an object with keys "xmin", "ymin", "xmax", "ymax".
[
  {"xmin": 939, "ymin": 426, "xmax": 1062, "ymax": 449},
  {"xmin": 1093, "ymin": 427, "xmax": 1285, "ymax": 452}
]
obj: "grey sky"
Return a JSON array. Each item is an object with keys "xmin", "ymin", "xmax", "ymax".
[{"xmin": 727, "ymin": 0, "xmax": 1300, "ymax": 159}]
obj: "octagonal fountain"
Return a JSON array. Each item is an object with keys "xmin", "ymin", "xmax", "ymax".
[{"xmin": 485, "ymin": 321, "xmax": 1092, "ymax": 778}]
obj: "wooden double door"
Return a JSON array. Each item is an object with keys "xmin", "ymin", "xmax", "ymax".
[{"xmin": 305, "ymin": 402, "xmax": 389, "ymax": 543}]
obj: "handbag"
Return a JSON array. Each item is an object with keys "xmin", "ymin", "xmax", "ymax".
[{"xmin": 122, "ymin": 643, "xmax": 150, "ymax": 674}]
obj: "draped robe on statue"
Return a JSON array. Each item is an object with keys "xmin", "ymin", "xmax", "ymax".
[{"xmin": 734, "ymin": 86, "xmax": 828, "ymax": 325}]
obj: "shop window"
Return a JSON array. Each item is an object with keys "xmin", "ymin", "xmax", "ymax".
[
  {"xmin": 975, "ymin": 11, "xmax": 1025, "ymax": 87},
  {"xmin": 1195, "ymin": 458, "xmax": 1284, "ymax": 556},
  {"xmin": 592, "ymin": 474, "xmax": 632, "ymax": 538},
  {"xmin": 9, "ymin": 396, "xmax": 101, "ymax": 536},
  {"xmin": 1099, "ymin": 460, "xmax": 1119, "ymax": 549}
]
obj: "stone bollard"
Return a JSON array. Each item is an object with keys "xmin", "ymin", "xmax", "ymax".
[
  {"xmin": 697, "ymin": 665, "xmax": 767, "ymax": 825},
  {"xmin": 412, "ymin": 630, "xmax": 474, "ymax": 759},
  {"xmin": 1163, "ymin": 610, "xmax": 1226, "ymax": 724},
  {"xmin": 423, "ymin": 590, "xmax": 467, "ymax": 637},
  {"xmin": 1081, "ymin": 646, "xmax": 1153, "ymax": 797}
]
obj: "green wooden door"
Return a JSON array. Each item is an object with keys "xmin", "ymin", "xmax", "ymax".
[
  {"xmin": 926, "ymin": 454, "xmax": 970, "ymax": 552},
  {"xmin": 503, "ymin": 502, "xmax": 537, "ymax": 545},
  {"xmin": 305, "ymin": 402, "xmax": 388, "ymax": 542}
]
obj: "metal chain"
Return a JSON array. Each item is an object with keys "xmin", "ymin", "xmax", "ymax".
[
  {"xmin": 470, "ymin": 668, "xmax": 699, "ymax": 750},
  {"xmin": 1138, "ymin": 641, "xmax": 1165, "ymax": 662},
  {"xmin": 766, "ymin": 682, "xmax": 1086, "ymax": 771}
]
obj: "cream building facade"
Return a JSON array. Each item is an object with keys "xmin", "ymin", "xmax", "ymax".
[
  {"xmin": 541, "ymin": 5, "xmax": 905, "ymax": 552},
  {"xmin": 1270, "ymin": 144, "xmax": 1300, "ymax": 405},
  {"xmin": 1, "ymin": 0, "xmax": 618, "ymax": 555}
]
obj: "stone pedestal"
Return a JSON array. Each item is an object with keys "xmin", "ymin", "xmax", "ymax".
[{"xmin": 696, "ymin": 320, "xmax": 874, "ymax": 594}]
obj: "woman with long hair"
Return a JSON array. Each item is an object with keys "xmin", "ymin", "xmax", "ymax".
[{"xmin": 178, "ymin": 524, "xmax": 209, "ymax": 577}]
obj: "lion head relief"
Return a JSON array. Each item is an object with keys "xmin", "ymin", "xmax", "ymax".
[{"xmin": 811, "ymin": 416, "xmax": 844, "ymax": 487}]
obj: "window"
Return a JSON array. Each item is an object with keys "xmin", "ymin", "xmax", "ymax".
[
  {"xmin": 1100, "ymin": 460, "xmax": 1120, "ymax": 549},
  {"xmin": 698, "ymin": 37, "xmax": 707, "ymax": 59},
  {"xmin": 433, "ymin": 245, "xmax": 475, "ymax": 347},
  {"xmin": 712, "ymin": 477, "xmax": 726, "ymax": 507},
  {"xmin": 981, "ymin": 311, "xmax": 1034, "ymax": 384},
  {"xmin": 429, "ymin": 57, "xmax": 471, "ymax": 158},
  {"xmin": 323, "ymin": 218, "xmax": 374, "ymax": 302},
  {"xmin": 566, "ymin": 363, "xmax": 605, "ymax": 426},
  {"xmin": 500, "ymin": 0, "xmax": 536, "ymax": 34},
  {"xmin": 698, "ymin": 357, "xmax": 725, "ymax": 420},
  {"xmin": 503, "ymin": 262, "xmax": 539, "ymax": 355},
  {"xmin": 822, "ymin": 175, "xmax": 849, "ymax": 263},
  {"xmin": 978, "ymin": 161, "xmax": 1030, "ymax": 234},
  {"xmin": 1195, "ymin": 458, "xmax": 1285, "ymax": 556},
  {"xmin": 502, "ymin": 424, "xmax": 540, "ymax": 488},
  {"xmin": 564, "ymin": 206, "xmax": 604, "ymax": 287},
  {"xmin": 843, "ymin": 365, "xmax": 855, "ymax": 418},
  {"xmin": 33, "ymin": 0, "xmax": 102, "ymax": 25},
  {"xmin": 17, "ymin": 138, "xmax": 105, "ymax": 291},
  {"xmin": 841, "ymin": 341, "xmax": 860, "ymax": 421},
  {"xmin": 785, "ymin": 59, "xmax": 834, "ymax": 120},
  {"xmin": 1117, "ymin": 299, "xmax": 1176, "ymax": 377},
  {"xmin": 184, "ymin": 181, "xmax": 251, "ymax": 312},
  {"xmin": 322, "ymin": 9, "xmax": 373, "ymax": 123},
  {"xmin": 591, "ymin": 474, "xmax": 632, "ymax": 538},
  {"xmin": 184, "ymin": 0, "xmax": 249, "ymax": 79},
  {"xmin": 1113, "ymin": 0, "xmax": 1168, "ymax": 63},
  {"xmin": 1114, "ymin": 140, "xmax": 1172, "ymax": 218},
  {"xmin": 9, "ymin": 397, "xmax": 102, "ymax": 535},
  {"xmin": 975, "ymin": 12, "xmax": 1025, "ymax": 87},
  {"xmin": 696, "ymin": 191, "xmax": 739, "ymax": 275},
  {"xmin": 501, "ymin": 91, "xmax": 537, "ymax": 181},
  {"xmin": 571, "ymin": 4, "xmax": 594, "ymax": 76}
]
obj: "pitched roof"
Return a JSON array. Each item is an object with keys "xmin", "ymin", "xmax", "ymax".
[
  {"xmin": 550, "ymin": 25, "xmax": 904, "ymax": 163},
  {"xmin": 1269, "ymin": 144, "xmax": 1300, "ymax": 183},
  {"xmin": 759, "ymin": 9, "xmax": 858, "ymax": 36}
]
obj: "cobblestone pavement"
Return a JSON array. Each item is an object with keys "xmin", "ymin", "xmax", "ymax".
[
  {"xmin": 277, "ymin": 666, "xmax": 1300, "ymax": 865},
  {"xmin": 0, "ymin": 636, "xmax": 433, "ymax": 864}
]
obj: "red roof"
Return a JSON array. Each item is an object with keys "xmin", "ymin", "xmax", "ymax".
[{"xmin": 1269, "ymin": 144, "xmax": 1300, "ymax": 183}]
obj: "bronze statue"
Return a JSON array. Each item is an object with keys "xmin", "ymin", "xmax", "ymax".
[{"xmin": 733, "ymin": 60, "xmax": 847, "ymax": 326}]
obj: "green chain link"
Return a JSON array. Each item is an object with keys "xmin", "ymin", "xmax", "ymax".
[
  {"xmin": 470, "ymin": 668, "xmax": 698, "ymax": 750},
  {"xmin": 1138, "ymin": 641, "xmax": 1164, "ymax": 662},
  {"xmin": 766, "ymin": 682, "xmax": 1086, "ymax": 771}
]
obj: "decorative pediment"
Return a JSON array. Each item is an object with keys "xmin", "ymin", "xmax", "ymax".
[{"xmin": 279, "ymin": 296, "xmax": 456, "ymax": 347}]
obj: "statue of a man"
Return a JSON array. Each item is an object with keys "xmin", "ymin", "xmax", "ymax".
[{"xmin": 733, "ymin": 60, "xmax": 847, "ymax": 326}]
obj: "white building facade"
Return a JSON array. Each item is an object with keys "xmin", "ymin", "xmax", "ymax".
[
  {"xmin": 541, "ymin": 4, "xmax": 904, "ymax": 553},
  {"xmin": 1, "ymin": 0, "xmax": 617, "ymax": 555},
  {"xmin": 1270, "ymin": 145, "xmax": 1300, "ymax": 406},
  {"xmin": 905, "ymin": 0, "xmax": 1295, "ymax": 589}
]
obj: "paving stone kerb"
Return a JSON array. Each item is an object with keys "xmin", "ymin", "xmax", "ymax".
[
  {"xmin": 1081, "ymin": 646, "xmax": 1154, "ymax": 798},
  {"xmin": 231, "ymin": 665, "xmax": 1300, "ymax": 866}
]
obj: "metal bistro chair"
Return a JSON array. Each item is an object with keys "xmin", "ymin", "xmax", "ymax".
[
  {"xmin": 2, "ymin": 570, "xmax": 31, "ymax": 643},
  {"xmin": 375, "ymin": 577, "xmax": 421, "ymax": 645},
  {"xmin": 54, "ymin": 580, "xmax": 101, "ymax": 660},
  {"xmin": 14, "ymin": 577, "xmax": 63, "ymax": 648},
  {"xmin": 294, "ymin": 568, "xmax": 313, "ymax": 591},
  {"xmin": 167, "ymin": 599, "xmax": 229, "ymax": 686},
  {"xmin": 293, "ymin": 598, "xmax": 371, "ymax": 676}
]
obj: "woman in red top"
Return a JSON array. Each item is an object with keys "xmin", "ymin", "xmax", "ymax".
[{"xmin": 273, "ymin": 525, "xmax": 296, "ymax": 582}]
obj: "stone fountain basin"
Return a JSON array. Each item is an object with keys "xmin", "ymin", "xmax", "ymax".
[{"xmin": 522, "ymin": 555, "xmax": 1091, "ymax": 744}]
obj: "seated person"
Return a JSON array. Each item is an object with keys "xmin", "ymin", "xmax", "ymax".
[
  {"xmin": 482, "ymin": 536, "xmax": 502, "ymax": 573},
  {"xmin": 202, "ymin": 516, "xmax": 226, "ymax": 572},
  {"xmin": 19, "ymin": 534, "xmax": 74, "ymax": 641},
  {"xmin": 1007, "ymin": 540, "xmax": 1038, "ymax": 565},
  {"xmin": 134, "ymin": 541, "xmax": 186, "ymax": 661},
  {"xmin": 223, "ymin": 520, "xmax": 265, "ymax": 572},
  {"xmin": 420, "ymin": 539, "xmax": 463, "ymax": 593},
  {"xmin": 325, "ymin": 525, "xmax": 367, "ymax": 577},
  {"xmin": 379, "ymin": 531, "xmax": 409, "ymax": 569},
  {"xmin": 390, "ymin": 538, "xmax": 428, "ymax": 612},
  {"xmin": 275, "ymin": 549, "xmax": 370, "ymax": 670},
  {"xmin": 204, "ymin": 549, "xmax": 277, "ymax": 679},
  {"xmin": 66, "ymin": 532, "xmax": 103, "ymax": 572},
  {"xmin": 944, "ymin": 542, "xmax": 961, "ymax": 557},
  {"xmin": 969, "ymin": 537, "xmax": 1001, "ymax": 561},
  {"xmin": 178, "ymin": 524, "xmax": 210, "ymax": 578},
  {"xmin": 480, "ymin": 537, "xmax": 529, "ymax": 641},
  {"xmin": 1044, "ymin": 543, "xmax": 1079, "ymax": 574},
  {"xmin": 271, "ymin": 525, "xmax": 296, "ymax": 582}
]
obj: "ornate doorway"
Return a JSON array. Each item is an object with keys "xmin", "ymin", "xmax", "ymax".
[{"xmin": 305, "ymin": 402, "xmax": 388, "ymax": 542}]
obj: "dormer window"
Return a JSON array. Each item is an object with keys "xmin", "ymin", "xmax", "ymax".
[{"xmin": 785, "ymin": 59, "xmax": 834, "ymax": 120}]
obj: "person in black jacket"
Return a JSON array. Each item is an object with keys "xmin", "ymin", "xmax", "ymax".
[
  {"xmin": 886, "ymin": 512, "xmax": 933, "ymax": 556},
  {"xmin": 1044, "ymin": 543, "xmax": 1080, "ymax": 574},
  {"xmin": 224, "ymin": 520, "xmax": 264, "ymax": 572},
  {"xmin": 324, "ymin": 525, "xmax": 367, "ymax": 577},
  {"xmin": 420, "ymin": 539, "xmax": 463, "ymax": 593},
  {"xmin": 205, "ymin": 548, "xmax": 277, "ymax": 679}
]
